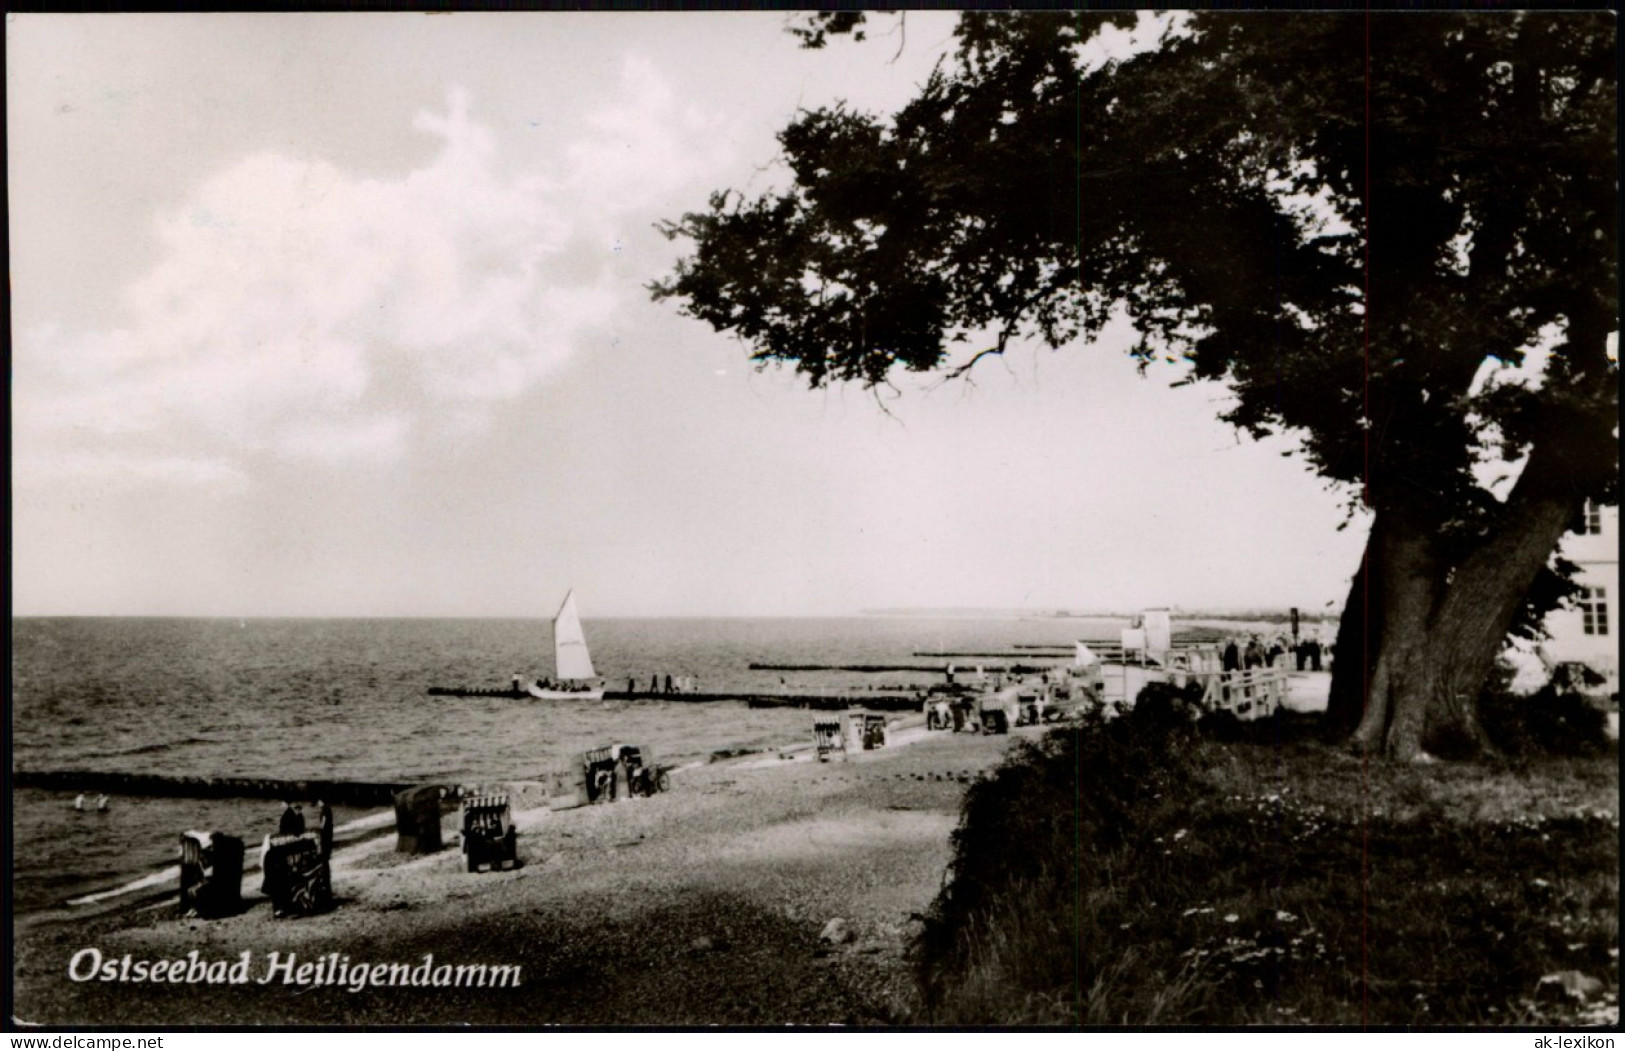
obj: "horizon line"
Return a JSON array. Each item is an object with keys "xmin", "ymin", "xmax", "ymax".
[{"xmin": 10, "ymin": 605, "xmax": 1338, "ymax": 621}]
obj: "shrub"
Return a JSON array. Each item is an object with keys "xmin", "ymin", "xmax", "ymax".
[
  {"xmin": 1481, "ymin": 684, "xmax": 1614, "ymax": 758},
  {"xmin": 911, "ymin": 689, "xmax": 1205, "ymax": 1024}
]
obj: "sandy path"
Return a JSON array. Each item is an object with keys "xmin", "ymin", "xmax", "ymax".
[{"xmin": 12, "ymin": 724, "xmax": 1041, "ymax": 1026}]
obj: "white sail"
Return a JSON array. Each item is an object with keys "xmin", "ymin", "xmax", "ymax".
[{"xmin": 553, "ymin": 590, "xmax": 596, "ymax": 681}]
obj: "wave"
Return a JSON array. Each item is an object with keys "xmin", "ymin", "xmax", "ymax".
[
  {"xmin": 96, "ymin": 736, "xmax": 216, "ymax": 758},
  {"xmin": 13, "ymin": 770, "xmax": 422, "ymax": 806}
]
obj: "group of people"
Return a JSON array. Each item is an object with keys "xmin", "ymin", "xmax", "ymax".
[
  {"xmin": 631, "ymin": 674, "xmax": 698, "ymax": 695},
  {"xmin": 274, "ymin": 800, "xmax": 334, "ymax": 858},
  {"xmin": 1221, "ymin": 634, "xmax": 1326, "ymax": 673},
  {"xmin": 533, "ymin": 677, "xmax": 599, "ymax": 694}
]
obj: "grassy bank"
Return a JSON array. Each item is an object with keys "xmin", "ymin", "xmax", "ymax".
[{"xmin": 914, "ymin": 700, "xmax": 1620, "ymax": 1026}]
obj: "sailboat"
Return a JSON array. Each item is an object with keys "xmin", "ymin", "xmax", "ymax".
[{"xmin": 528, "ymin": 590, "xmax": 605, "ymax": 700}]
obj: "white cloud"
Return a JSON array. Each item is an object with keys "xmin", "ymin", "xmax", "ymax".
[
  {"xmin": 565, "ymin": 55, "xmax": 740, "ymax": 217},
  {"xmin": 14, "ymin": 451, "xmax": 251, "ymax": 494},
  {"xmin": 16, "ymin": 68, "xmax": 726, "ymax": 489},
  {"xmin": 275, "ymin": 414, "xmax": 410, "ymax": 466}
]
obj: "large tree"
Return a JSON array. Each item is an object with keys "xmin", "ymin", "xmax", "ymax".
[{"xmin": 652, "ymin": 11, "xmax": 1618, "ymax": 760}]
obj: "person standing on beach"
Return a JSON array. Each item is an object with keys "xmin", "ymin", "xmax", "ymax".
[
  {"xmin": 278, "ymin": 802, "xmax": 304, "ymax": 836},
  {"xmin": 1223, "ymin": 639, "xmax": 1241, "ymax": 672},
  {"xmin": 315, "ymin": 801, "xmax": 334, "ymax": 859}
]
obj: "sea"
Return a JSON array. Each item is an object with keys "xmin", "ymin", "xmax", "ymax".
[{"xmin": 10, "ymin": 614, "xmax": 1128, "ymax": 914}]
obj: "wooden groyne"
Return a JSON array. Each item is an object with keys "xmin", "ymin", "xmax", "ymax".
[
  {"xmin": 740, "ymin": 693, "xmax": 924, "ymax": 712},
  {"xmin": 605, "ymin": 690, "xmax": 924, "ymax": 710},
  {"xmin": 747, "ymin": 662, "xmax": 1045, "ymax": 674},
  {"xmin": 912, "ymin": 652, "xmax": 1073, "ymax": 660},
  {"xmin": 423, "ymin": 687, "xmax": 927, "ymax": 709},
  {"xmin": 12, "ymin": 770, "xmax": 447, "ymax": 807}
]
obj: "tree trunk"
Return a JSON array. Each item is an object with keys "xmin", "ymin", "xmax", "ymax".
[
  {"xmin": 1349, "ymin": 510, "xmax": 1445, "ymax": 759},
  {"xmin": 1421, "ymin": 458, "xmax": 1593, "ymax": 752},
  {"xmin": 1336, "ymin": 467, "xmax": 1592, "ymax": 760},
  {"xmin": 1326, "ymin": 519, "xmax": 1379, "ymax": 737}
]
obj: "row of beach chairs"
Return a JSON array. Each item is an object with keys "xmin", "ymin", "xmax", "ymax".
[
  {"xmin": 178, "ymin": 791, "xmax": 520, "ymax": 920},
  {"xmin": 392, "ymin": 787, "xmax": 518, "ymax": 872},
  {"xmin": 814, "ymin": 712, "xmax": 889, "ymax": 761},
  {"xmin": 177, "ymin": 826, "xmax": 332, "ymax": 921}
]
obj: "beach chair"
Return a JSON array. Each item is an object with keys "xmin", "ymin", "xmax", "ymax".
[
  {"xmin": 178, "ymin": 831, "xmax": 244, "ymax": 919},
  {"xmin": 548, "ymin": 763, "xmax": 590, "ymax": 811},
  {"xmin": 583, "ymin": 746, "xmax": 619, "ymax": 803},
  {"xmin": 621, "ymin": 746, "xmax": 671, "ymax": 797},
  {"xmin": 813, "ymin": 719, "xmax": 845, "ymax": 761},
  {"xmin": 393, "ymin": 785, "xmax": 446, "ymax": 854},
  {"xmin": 856, "ymin": 713, "xmax": 888, "ymax": 750},
  {"xmin": 262, "ymin": 832, "xmax": 331, "ymax": 918},
  {"xmin": 460, "ymin": 794, "xmax": 518, "ymax": 873},
  {"xmin": 978, "ymin": 691, "xmax": 1019, "ymax": 734}
]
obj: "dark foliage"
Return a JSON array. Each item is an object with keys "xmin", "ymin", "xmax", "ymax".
[
  {"xmin": 911, "ymin": 692, "xmax": 1618, "ymax": 1023},
  {"xmin": 912, "ymin": 690, "xmax": 1202, "ymax": 1020},
  {"xmin": 1480, "ymin": 685, "xmax": 1616, "ymax": 759},
  {"xmin": 654, "ymin": 11, "xmax": 1618, "ymax": 758}
]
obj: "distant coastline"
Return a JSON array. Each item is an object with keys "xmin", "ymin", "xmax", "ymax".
[{"xmin": 861, "ymin": 607, "xmax": 1330, "ymax": 621}]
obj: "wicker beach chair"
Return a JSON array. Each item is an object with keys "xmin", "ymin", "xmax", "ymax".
[
  {"xmin": 460, "ymin": 794, "xmax": 518, "ymax": 873},
  {"xmin": 263, "ymin": 832, "xmax": 332, "ymax": 918},
  {"xmin": 855, "ymin": 712, "xmax": 888, "ymax": 750},
  {"xmin": 583, "ymin": 746, "xmax": 619, "ymax": 803},
  {"xmin": 813, "ymin": 718, "xmax": 845, "ymax": 761},
  {"xmin": 178, "ymin": 831, "xmax": 244, "ymax": 919},
  {"xmin": 393, "ymin": 785, "xmax": 446, "ymax": 854}
]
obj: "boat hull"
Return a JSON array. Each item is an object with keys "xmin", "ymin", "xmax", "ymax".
[{"xmin": 527, "ymin": 684, "xmax": 606, "ymax": 701}]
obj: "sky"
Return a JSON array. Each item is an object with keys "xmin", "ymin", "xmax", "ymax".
[{"xmin": 9, "ymin": 11, "xmax": 1372, "ymax": 618}]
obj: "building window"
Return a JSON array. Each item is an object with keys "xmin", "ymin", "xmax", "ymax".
[
  {"xmin": 1572, "ymin": 501, "xmax": 1603, "ymax": 535},
  {"xmin": 1578, "ymin": 586, "xmax": 1609, "ymax": 636}
]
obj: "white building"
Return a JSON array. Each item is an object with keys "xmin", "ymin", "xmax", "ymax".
[{"xmin": 1540, "ymin": 501, "xmax": 1618, "ymax": 695}]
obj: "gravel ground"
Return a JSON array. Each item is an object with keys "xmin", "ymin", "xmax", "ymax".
[{"xmin": 12, "ymin": 725, "xmax": 1043, "ymax": 1027}]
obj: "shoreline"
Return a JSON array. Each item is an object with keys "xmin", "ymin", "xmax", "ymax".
[
  {"xmin": 18, "ymin": 670, "xmax": 1335, "ymax": 924},
  {"xmin": 15, "ymin": 716, "xmax": 928, "ymax": 922},
  {"xmin": 13, "ymin": 718, "xmax": 1041, "ymax": 1026}
]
